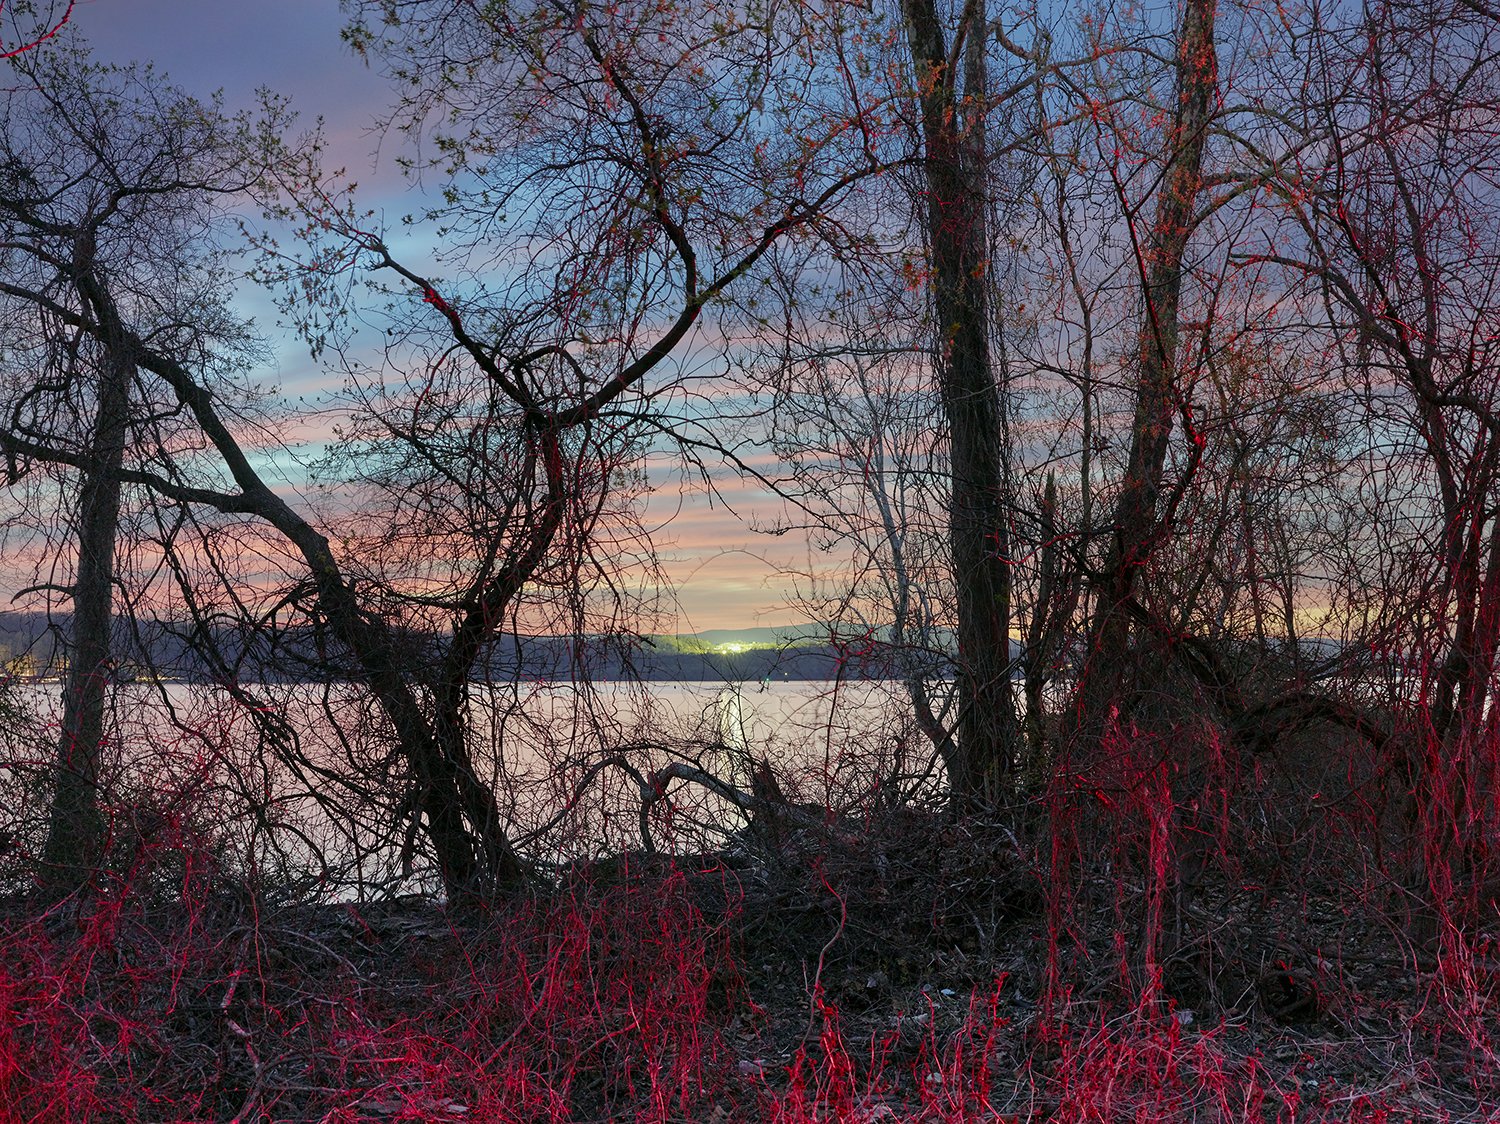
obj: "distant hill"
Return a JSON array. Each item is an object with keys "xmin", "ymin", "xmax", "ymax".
[
  {"xmin": 0, "ymin": 612, "xmax": 905, "ymax": 682},
  {"xmin": 0, "ymin": 610, "xmax": 1361, "ymax": 685},
  {"xmin": 658, "ymin": 626, "xmax": 826, "ymax": 648}
]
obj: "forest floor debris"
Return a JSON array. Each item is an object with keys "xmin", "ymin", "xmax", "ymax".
[{"xmin": 2, "ymin": 813, "xmax": 1496, "ymax": 1122}]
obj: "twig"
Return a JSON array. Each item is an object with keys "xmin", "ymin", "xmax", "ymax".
[
  {"xmin": 804, "ymin": 867, "xmax": 848, "ymax": 1043},
  {"xmin": 222, "ymin": 936, "xmax": 266, "ymax": 1123}
]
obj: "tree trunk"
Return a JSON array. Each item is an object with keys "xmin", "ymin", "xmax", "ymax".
[
  {"xmin": 902, "ymin": 0, "xmax": 1022, "ymax": 806},
  {"xmin": 282, "ymin": 516, "xmax": 527, "ymax": 893},
  {"xmin": 1024, "ymin": 472, "xmax": 1077, "ymax": 780},
  {"xmin": 42, "ymin": 338, "xmax": 131, "ymax": 887},
  {"xmin": 1078, "ymin": 0, "xmax": 1216, "ymax": 731},
  {"xmin": 135, "ymin": 343, "xmax": 528, "ymax": 896}
]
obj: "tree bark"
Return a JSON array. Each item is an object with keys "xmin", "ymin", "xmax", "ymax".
[
  {"xmin": 902, "ymin": 0, "xmax": 1022, "ymax": 806},
  {"xmin": 1078, "ymin": 0, "xmax": 1217, "ymax": 731},
  {"xmin": 41, "ymin": 328, "xmax": 130, "ymax": 887}
]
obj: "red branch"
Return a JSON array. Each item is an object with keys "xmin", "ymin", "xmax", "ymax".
[{"xmin": 1, "ymin": 0, "xmax": 74, "ymax": 60}]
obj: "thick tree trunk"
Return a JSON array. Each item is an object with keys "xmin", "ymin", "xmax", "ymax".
[
  {"xmin": 902, "ymin": 0, "xmax": 1022, "ymax": 806},
  {"xmin": 41, "ymin": 341, "xmax": 131, "ymax": 887},
  {"xmin": 426, "ymin": 429, "xmax": 566, "ymax": 889},
  {"xmin": 1078, "ymin": 0, "xmax": 1216, "ymax": 731}
]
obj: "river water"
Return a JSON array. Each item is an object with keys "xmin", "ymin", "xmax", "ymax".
[{"xmin": 6, "ymin": 677, "xmax": 943, "ymax": 894}]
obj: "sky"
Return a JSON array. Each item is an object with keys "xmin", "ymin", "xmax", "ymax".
[{"xmin": 62, "ymin": 0, "xmax": 815, "ymax": 634}]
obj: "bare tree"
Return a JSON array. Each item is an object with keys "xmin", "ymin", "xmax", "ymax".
[
  {"xmin": 896, "ymin": 0, "xmax": 1028, "ymax": 803},
  {"xmin": 3, "ymin": 2, "xmax": 895, "ymax": 895},
  {"xmin": 1259, "ymin": 1, "xmax": 1500, "ymax": 903},
  {"xmin": 1072, "ymin": 0, "xmax": 1217, "ymax": 732},
  {"xmin": 0, "ymin": 45, "xmax": 270, "ymax": 887}
]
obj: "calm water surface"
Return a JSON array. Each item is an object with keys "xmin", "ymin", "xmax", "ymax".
[{"xmin": 11, "ymin": 678, "xmax": 940, "ymax": 892}]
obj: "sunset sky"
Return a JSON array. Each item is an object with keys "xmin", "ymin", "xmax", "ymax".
[{"xmin": 68, "ymin": 0, "xmax": 816, "ymax": 634}]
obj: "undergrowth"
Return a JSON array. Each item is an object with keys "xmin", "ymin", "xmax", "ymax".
[
  {"xmin": 2, "ymin": 826, "xmax": 1496, "ymax": 1122},
  {"xmin": 2, "ymin": 712, "xmax": 1498, "ymax": 1121}
]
